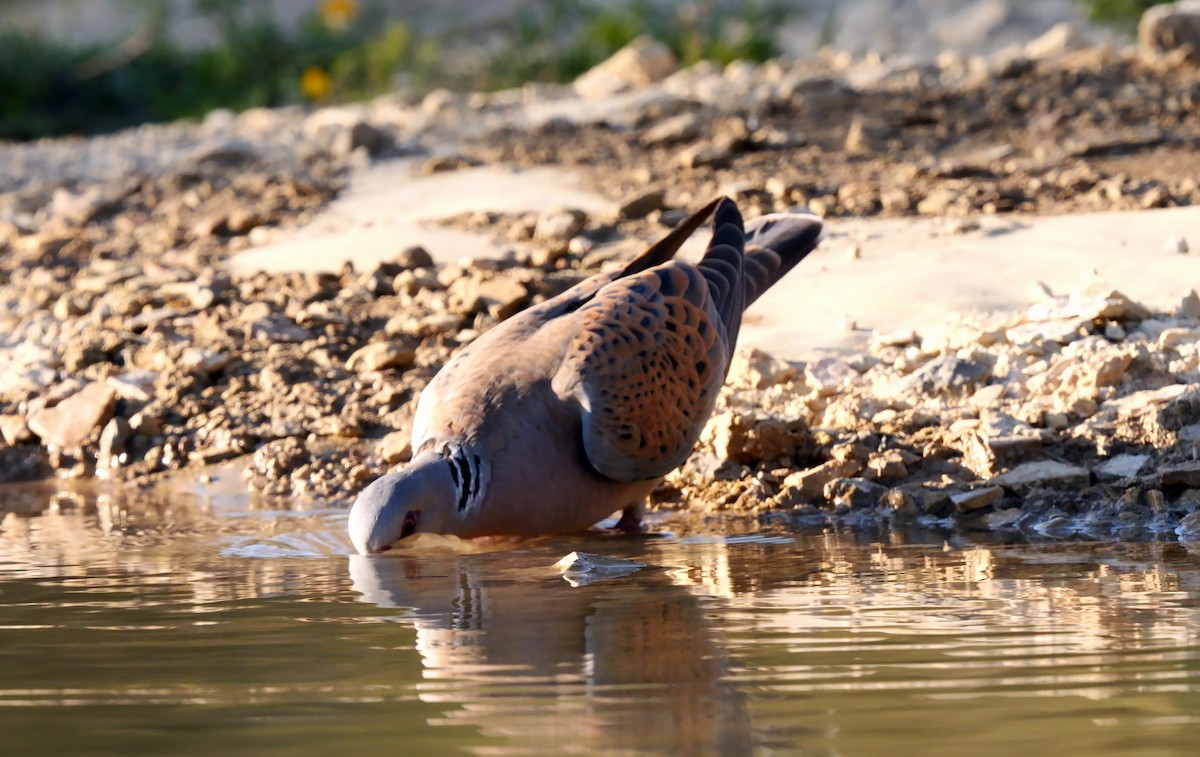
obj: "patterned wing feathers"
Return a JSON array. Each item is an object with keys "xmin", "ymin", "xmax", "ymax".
[{"xmin": 554, "ymin": 265, "xmax": 725, "ymax": 481}]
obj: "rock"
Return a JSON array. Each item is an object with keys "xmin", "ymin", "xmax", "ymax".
[
  {"xmin": 97, "ymin": 417, "xmax": 130, "ymax": 471},
  {"xmin": 555, "ymin": 551, "xmax": 646, "ymax": 587},
  {"xmin": 474, "ymin": 277, "xmax": 530, "ymax": 320},
  {"xmin": 824, "ymin": 477, "xmax": 887, "ymax": 509},
  {"xmin": 1161, "ymin": 461, "xmax": 1200, "ymax": 487},
  {"xmin": 1024, "ymin": 22, "xmax": 1088, "ymax": 59},
  {"xmin": 183, "ymin": 138, "xmax": 263, "ymax": 169},
  {"xmin": 226, "ymin": 209, "xmax": 264, "ymax": 235},
  {"xmin": 991, "ymin": 460, "xmax": 1090, "ymax": 495},
  {"xmin": 1139, "ymin": 1, "xmax": 1200, "ymax": 62},
  {"xmin": 676, "ymin": 143, "xmax": 729, "ymax": 169},
  {"xmin": 243, "ymin": 310, "xmax": 312, "ymax": 343},
  {"xmin": 872, "ymin": 328, "xmax": 918, "ymax": 348},
  {"xmin": 534, "ymin": 208, "xmax": 588, "ymax": 244},
  {"xmin": 917, "ymin": 187, "xmax": 958, "ymax": 216},
  {"xmin": 26, "ymin": 382, "xmax": 117, "ymax": 449},
  {"xmin": 420, "ymin": 153, "xmax": 482, "ymax": 174},
  {"xmin": 881, "ymin": 488, "xmax": 918, "ymax": 517},
  {"xmin": 0, "ymin": 414, "xmax": 32, "ymax": 445},
  {"xmin": 1159, "ymin": 327, "xmax": 1200, "ymax": 351},
  {"xmin": 181, "ymin": 349, "xmax": 229, "ymax": 375},
  {"xmin": 250, "ymin": 438, "xmax": 308, "ymax": 480},
  {"xmin": 1179, "ymin": 290, "xmax": 1200, "ymax": 319},
  {"xmin": 728, "ymin": 348, "xmax": 798, "ymax": 390},
  {"xmin": 971, "ymin": 384, "xmax": 1006, "ymax": 407},
  {"xmin": 574, "ymin": 36, "xmax": 678, "ymax": 98},
  {"xmin": 705, "ymin": 412, "xmax": 805, "ymax": 464},
  {"xmin": 1095, "ymin": 384, "xmax": 1200, "ymax": 445},
  {"xmin": 1104, "ymin": 322, "xmax": 1127, "ymax": 340},
  {"xmin": 1146, "ymin": 489, "xmax": 1168, "ymax": 513},
  {"xmin": 345, "ymin": 343, "xmax": 417, "ymax": 373},
  {"xmin": 843, "ymin": 116, "xmax": 875, "ymax": 155},
  {"xmin": 640, "ymin": 113, "xmax": 701, "ymax": 146},
  {"xmin": 376, "ymin": 430, "xmax": 413, "ymax": 465},
  {"xmin": 333, "ymin": 121, "xmax": 395, "ymax": 158},
  {"xmin": 982, "ymin": 508, "xmax": 1022, "ymax": 530},
  {"xmin": 783, "ymin": 459, "xmax": 863, "ymax": 499},
  {"xmin": 1095, "ymin": 454, "xmax": 1151, "ymax": 482},
  {"xmin": 805, "ymin": 356, "xmax": 858, "ymax": 395},
  {"xmin": 963, "ymin": 419, "xmax": 1046, "ymax": 477},
  {"xmin": 107, "ymin": 371, "xmax": 158, "ymax": 403},
  {"xmin": 914, "ymin": 486, "xmax": 953, "ymax": 517},
  {"xmin": 1166, "ymin": 235, "xmax": 1190, "ymax": 254},
  {"xmin": 866, "ymin": 450, "xmax": 909, "ymax": 482},
  {"xmin": 1006, "ymin": 317, "xmax": 1091, "ymax": 346},
  {"xmin": 616, "ymin": 189, "xmax": 668, "ymax": 220},
  {"xmin": 1067, "ymin": 287, "xmax": 1151, "ymax": 322},
  {"xmin": 1179, "ymin": 510, "xmax": 1200, "ymax": 540},
  {"xmin": 880, "ymin": 188, "xmax": 913, "ymax": 213},
  {"xmin": 950, "ymin": 485, "xmax": 1004, "ymax": 512},
  {"xmin": 901, "ymin": 355, "xmax": 991, "ymax": 397},
  {"xmin": 395, "ymin": 245, "xmax": 434, "ymax": 270}
]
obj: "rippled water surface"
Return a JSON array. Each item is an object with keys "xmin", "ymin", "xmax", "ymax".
[{"xmin": 3, "ymin": 488, "xmax": 1200, "ymax": 756}]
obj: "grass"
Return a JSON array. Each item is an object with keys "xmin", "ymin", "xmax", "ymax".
[
  {"xmin": 1075, "ymin": 0, "xmax": 1173, "ymax": 26},
  {"xmin": 0, "ymin": 0, "xmax": 787, "ymax": 141}
]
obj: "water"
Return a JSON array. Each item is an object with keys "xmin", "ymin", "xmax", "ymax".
[{"xmin": 3, "ymin": 488, "xmax": 1200, "ymax": 756}]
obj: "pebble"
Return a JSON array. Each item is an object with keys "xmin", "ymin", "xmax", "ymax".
[
  {"xmin": 26, "ymin": 382, "xmax": 117, "ymax": 450},
  {"xmin": 991, "ymin": 460, "xmax": 1090, "ymax": 495},
  {"xmin": 1166, "ymin": 235, "xmax": 1190, "ymax": 254},
  {"xmin": 346, "ymin": 343, "xmax": 417, "ymax": 373},
  {"xmin": 951, "ymin": 486, "xmax": 1003, "ymax": 512}
]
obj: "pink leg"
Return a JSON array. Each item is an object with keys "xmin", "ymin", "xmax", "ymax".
[{"xmin": 614, "ymin": 502, "xmax": 645, "ymax": 533}]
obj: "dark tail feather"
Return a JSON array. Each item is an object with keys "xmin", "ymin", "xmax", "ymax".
[
  {"xmin": 620, "ymin": 196, "xmax": 723, "ymax": 277},
  {"xmin": 696, "ymin": 198, "xmax": 747, "ymax": 345},
  {"xmin": 741, "ymin": 212, "xmax": 826, "ymax": 306}
]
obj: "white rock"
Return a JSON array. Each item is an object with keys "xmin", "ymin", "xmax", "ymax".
[
  {"xmin": 1095, "ymin": 454, "xmax": 1151, "ymax": 481},
  {"xmin": 951, "ymin": 486, "xmax": 1003, "ymax": 512},
  {"xmin": 574, "ymin": 37, "xmax": 678, "ymax": 99},
  {"xmin": 26, "ymin": 382, "xmax": 117, "ymax": 450},
  {"xmin": 1140, "ymin": 1, "xmax": 1200, "ymax": 62},
  {"xmin": 346, "ymin": 343, "xmax": 416, "ymax": 373},
  {"xmin": 1179, "ymin": 290, "xmax": 1200, "ymax": 319},
  {"xmin": 1159, "ymin": 327, "xmax": 1200, "ymax": 351},
  {"xmin": 1024, "ymin": 22, "xmax": 1089, "ymax": 60},
  {"xmin": 805, "ymin": 356, "xmax": 858, "ymax": 395},
  {"xmin": 554, "ymin": 552, "xmax": 646, "ymax": 587},
  {"xmin": 107, "ymin": 371, "xmax": 158, "ymax": 402},
  {"xmin": 991, "ymin": 460, "xmax": 1090, "ymax": 494},
  {"xmin": 728, "ymin": 348, "xmax": 798, "ymax": 390}
]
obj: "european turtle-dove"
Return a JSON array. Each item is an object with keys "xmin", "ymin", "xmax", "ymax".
[{"xmin": 349, "ymin": 197, "xmax": 825, "ymax": 553}]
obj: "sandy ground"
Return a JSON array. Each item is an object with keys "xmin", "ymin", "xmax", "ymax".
[{"xmin": 234, "ymin": 159, "xmax": 1200, "ymax": 359}]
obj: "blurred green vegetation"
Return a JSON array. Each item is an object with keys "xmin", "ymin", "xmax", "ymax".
[
  {"xmin": 1075, "ymin": 0, "xmax": 1172, "ymax": 26},
  {"xmin": 0, "ymin": 0, "xmax": 786, "ymax": 141}
]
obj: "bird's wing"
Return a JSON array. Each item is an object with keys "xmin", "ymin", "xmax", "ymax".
[
  {"xmin": 412, "ymin": 199, "xmax": 727, "ymax": 453},
  {"xmin": 551, "ymin": 199, "xmax": 747, "ymax": 482}
]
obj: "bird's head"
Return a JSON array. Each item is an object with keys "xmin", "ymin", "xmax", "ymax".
[{"xmin": 347, "ymin": 451, "xmax": 460, "ymax": 554}]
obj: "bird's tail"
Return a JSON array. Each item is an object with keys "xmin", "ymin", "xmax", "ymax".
[{"xmin": 741, "ymin": 212, "xmax": 826, "ymax": 307}]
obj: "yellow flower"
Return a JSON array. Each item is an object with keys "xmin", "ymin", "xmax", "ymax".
[
  {"xmin": 301, "ymin": 67, "xmax": 331, "ymax": 100},
  {"xmin": 320, "ymin": 0, "xmax": 358, "ymax": 30}
]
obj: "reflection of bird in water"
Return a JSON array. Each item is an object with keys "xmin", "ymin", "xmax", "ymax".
[
  {"xmin": 348, "ymin": 198, "xmax": 825, "ymax": 552},
  {"xmin": 349, "ymin": 550, "xmax": 752, "ymax": 754}
]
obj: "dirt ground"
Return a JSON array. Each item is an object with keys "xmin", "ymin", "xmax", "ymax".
[{"xmin": 2, "ymin": 44, "xmax": 1200, "ymax": 541}]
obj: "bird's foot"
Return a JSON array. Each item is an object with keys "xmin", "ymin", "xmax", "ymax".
[{"xmin": 614, "ymin": 507, "xmax": 645, "ymax": 534}]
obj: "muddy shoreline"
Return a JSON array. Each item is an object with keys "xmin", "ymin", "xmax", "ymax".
[{"xmin": 2, "ymin": 40, "xmax": 1200, "ymax": 540}]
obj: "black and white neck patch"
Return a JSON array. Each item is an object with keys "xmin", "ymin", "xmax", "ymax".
[{"xmin": 440, "ymin": 445, "xmax": 488, "ymax": 513}]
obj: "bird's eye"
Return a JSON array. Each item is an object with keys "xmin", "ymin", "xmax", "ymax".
[{"xmin": 400, "ymin": 510, "xmax": 420, "ymax": 538}]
